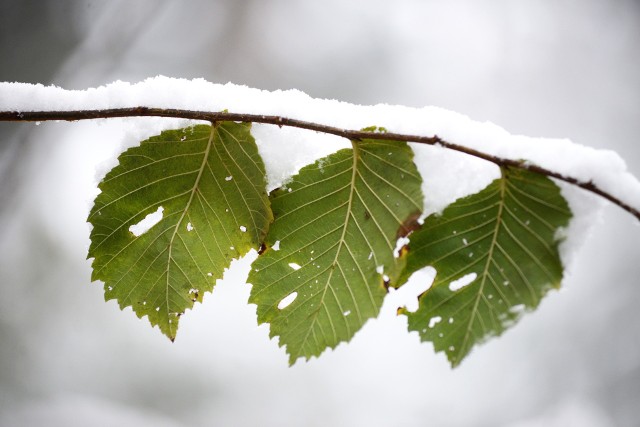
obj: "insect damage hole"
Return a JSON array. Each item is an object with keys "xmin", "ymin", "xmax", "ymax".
[
  {"xmin": 129, "ymin": 206, "xmax": 164, "ymax": 237},
  {"xmin": 428, "ymin": 316, "xmax": 442, "ymax": 328},
  {"xmin": 449, "ymin": 272, "xmax": 478, "ymax": 292},
  {"xmin": 278, "ymin": 292, "xmax": 298, "ymax": 310}
]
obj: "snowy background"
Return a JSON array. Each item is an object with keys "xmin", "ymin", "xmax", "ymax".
[{"xmin": 1, "ymin": 1, "xmax": 639, "ymax": 426}]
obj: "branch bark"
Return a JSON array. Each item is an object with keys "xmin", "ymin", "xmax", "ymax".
[{"xmin": 1, "ymin": 107, "xmax": 638, "ymax": 221}]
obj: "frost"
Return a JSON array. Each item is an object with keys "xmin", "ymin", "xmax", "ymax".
[
  {"xmin": 129, "ymin": 206, "xmax": 164, "ymax": 237},
  {"xmin": 449, "ymin": 272, "xmax": 478, "ymax": 292},
  {"xmin": 278, "ymin": 292, "xmax": 297, "ymax": 309}
]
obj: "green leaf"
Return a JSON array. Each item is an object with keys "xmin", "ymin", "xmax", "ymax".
[
  {"xmin": 87, "ymin": 122, "xmax": 272, "ymax": 340},
  {"xmin": 401, "ymin": 167, "xmax": 571, "ymax": 367},
  {"xmin": 248, "ymin": 137, "xmax": 424, "ymax": 364}
]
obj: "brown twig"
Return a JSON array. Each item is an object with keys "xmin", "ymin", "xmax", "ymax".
[{"xmin": 1, "ymin": 107, "xmax": 638, "ymax": 220}]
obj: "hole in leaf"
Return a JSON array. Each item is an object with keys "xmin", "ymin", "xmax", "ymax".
[
  {"xmin": 449, "ymin": 272, "xmax": 477, "ymax": 291},
  {"xmin": 288, "ymin": 262, "xmax": 301, "ymax": 270},
  {"xmin": 278, "ymin": 292, "xmax": 298, "ymax": 310},
  {"xmin": 394, "ymin": 268, "xmax": 434, "ymax": 312},
  {"xmin": 429, "ymin": 316, "xmax": 442, "ymax": 328},
  {"xmin": 272, "ymin": 240, "xmax": 281, "ymax": 251},
  {"xmin": 186, "ymin": 222, "xmax": 194, "ymax": 231},
  {"xmin": 129, "ymin": 206, "xmax": 164, "ymax": 237}
]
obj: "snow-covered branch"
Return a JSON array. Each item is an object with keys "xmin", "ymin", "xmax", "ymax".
[
  {"xmin": 1, "ymin": 77, "xmax": 639, "ymax": 223},
  {"xmin": 1, "ymin": 107, "xmax": 639, "ymax": 221}
]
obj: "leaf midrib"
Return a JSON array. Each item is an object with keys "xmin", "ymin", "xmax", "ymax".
[
  {"xmin": 164, "ymin": 125, "xmax": 215, "ymax": 338},
  {"xmin": 455, "ymin": 170, "xmax": 506, "ymax": 365},
  {"xmin": 299, "ymin": 141, "xmax": 360, "ymax": 353}
]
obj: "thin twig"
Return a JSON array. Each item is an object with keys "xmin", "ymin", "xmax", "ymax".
[{"xmin": 1, "ymin": 107, "xmax": 638, "ymax": 220}]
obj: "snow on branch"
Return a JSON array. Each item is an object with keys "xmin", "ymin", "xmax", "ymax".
[{"xmin": 0, "ymin": 77, "xmax": 639, "ymax": 222}]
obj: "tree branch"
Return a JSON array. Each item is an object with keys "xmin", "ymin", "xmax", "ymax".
[{"xmin": 1, "ymin": 107, "xmax": 638, "ymax": 221}]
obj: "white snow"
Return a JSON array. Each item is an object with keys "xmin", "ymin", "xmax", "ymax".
[
  {"xmin": 1, "ymin": 77, "xmax": 638, "ymax": 268},
  {"xmin": 394, "ymin": 236, "xmax": 410, "ymax": 258}
]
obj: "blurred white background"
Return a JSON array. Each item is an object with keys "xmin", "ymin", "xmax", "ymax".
[{"xmin": 1, "ymin": 1, "xmax": 639, "ymax": 426}]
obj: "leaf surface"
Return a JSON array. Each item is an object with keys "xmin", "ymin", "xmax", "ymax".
[
  {"xmin": 401, "ymin": 167, "xmax": 571, "ymax": 367},
  {"xmin": 88, "ymin": 122, "xmax": 271, "ymax": 339},
  {"xmin": 249, "ymin": 137, "xmax": 424, "ymax": 363}
]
